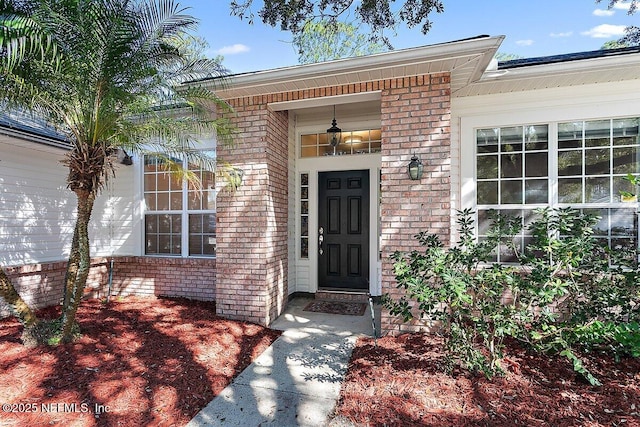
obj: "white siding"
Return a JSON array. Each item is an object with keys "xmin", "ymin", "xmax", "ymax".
[{"xmin": 0, "ymin": 136, "xmax": 137, "ymax": 267}]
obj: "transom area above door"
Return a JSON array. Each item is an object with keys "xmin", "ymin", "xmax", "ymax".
[{"xmin": 300, "ymin": 129, "xmax": 381, "ymax": 158}]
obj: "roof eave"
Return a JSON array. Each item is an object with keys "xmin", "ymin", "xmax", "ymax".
[
  {"xmin": 201, "ymin": 35, "xmax": 505, "ymax": 98},
  {"xmin": 480, "ymin": 52, "xmax": 640, "ymax": 82}
]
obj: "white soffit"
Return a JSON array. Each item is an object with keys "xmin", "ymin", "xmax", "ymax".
[
  {"xmin": 209, "ymin": 36, "xmax": 505, "ymax": 99},
  {"xmin": 457, "ymin": 53, "xmax": 640, "ymax": 97}
]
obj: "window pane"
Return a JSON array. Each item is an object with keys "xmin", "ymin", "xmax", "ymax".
[
  {"xmin": 499, "ymin": 243, "xmax": 518, "ymax": 263},
  {"xmin": 525, "ymin": 152, "xmax": 548, "ymax": 177},
  {"xmin": 558, "ymin": 150, "xmax": 582, "ymax": 176},
  {"xmin": 477, "ymin": 155, "xmax": 498, "ymax": 179},
  {"xmin": 525, "ymin": 179, "xmax": 548, "ymax": 204},
  {"xmin": 585, "ymin": 120, "xmax": 610, "ymax": 147},
  {"xmin": 501, "ymin": 154, "xmax": 523, "ymax": 178},
  {"xmin": 477, "ymin": 128, "xmax": 499, "ymax": 153},
  {"xmin": 584, "ymin": 209, "xmax": 608, "ymax": 235},
  {"xmin": 611, "ymin": 238, "xmax": 637, "ymax": 255},
  {"xmin": 157, "ymin": 173, "xmax": 169, "ymax": 191},
  {"xmin": 614, "ymin": 176, "xmax": 635, "ymax": 201},
  {"xmin": 170, "ymin": 192, "xmax": 182, "ymax": 210},
  {"xmin": 144, "ymin": 193, "xmax": 156, "ymax": 211},
  {"xmin": 145, "ymin": 214, "xmax": 181, "ymax": 255},
  {"xmin": 301, "ymin": 134, "xmax": 317, "ymax": 146},
  {"xmin": 501, "ymin": 126, "xmax": 523, "ymax": 152},
  {"xmin": 477, "ymin": 181, "xmax": 498, "ymax": 205},
  {"xmin": 146, "ymin": 239, "xmax": 158, "ymax": 254},
  {"xmin": 144, "ymin": 174, "xmax": 155, "ymax": 189},
  {"xmin": 611, "ymin": 209, "xmax": 636, "ymax": 236},
  {"xmin": 157, "ymin": 193, "xmax": 170, "ymax": 210},
  {"xmin": 146, "ymin": 214, "xmax": 158, "ymax": 233},
  {"xmin": 558, "ymin": 122, "xmax": 583, "ymax": 149},
  {"xmin": 558, "ymin": 178, "xmax": 582, "ymax": 203},
  {"xmin": 301, "ymin": 146, "xmax": 317, "ymax": 158},
  {"xmin": 613, "ymin": 146, "xmax": 639, "ymax": 174},
  {"xmin": 585, "ymin": 148, "xmax": 610, "ymax": 175},
  {"xmin": 500, "ymin": 181, "xmax": 523, "ymax": 204},
  {"xmin": 188, "ymin": 214, "xmax": 215, "ymax": 257},
  {"xmin": 585, "ymin": 177, "xmax": 610, "ymax": 203},
  {"xmin": 477, "ymin": 209, "xmax": 493, "ymax": 235},
  {"xmin": 613, "ymin": 118, "xmax": 639, "ymax": 145},
  {"xmin": 525, "ymin": 125, "xmax": 548, "ymax": 151},
  {"xmin": 188, "ymin": 192, "xmax": 200, "ymax": 210},
  {"xmin": 189, "ymin": 215, "xmax": 202, "ymax": 232}
]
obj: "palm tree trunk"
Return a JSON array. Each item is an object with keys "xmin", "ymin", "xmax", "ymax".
[
  {"xmin": 0, "ymin": 267, "xmax": 38, "ymax": 327},
  {"xmin": 60, "ymin": 189, "xmax": 95, "ymax": 342},
  {"xmin": 62, "ymin": 222, "xmax": 80, "ymax": 313}
]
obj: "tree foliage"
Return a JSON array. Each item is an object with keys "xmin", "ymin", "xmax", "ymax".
[
  {"xmin": 0, "ymin": 0, "xmax": 233, "ymax": 344},
  {"xmin": 230, "ymin": 0, "xmax": 444, "ymax": 48},
  {"xmin": 292, "ymin": 20, "xmax": 387, "ymax": 64},
  {"xmin": 598, "ymin": 0, "xmax": 640, "ymax": 46}
]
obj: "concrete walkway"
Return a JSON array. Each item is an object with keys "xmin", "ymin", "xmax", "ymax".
[{"xmin": 186, "ymin": 297, "xmax": 376, "ymax": 427}]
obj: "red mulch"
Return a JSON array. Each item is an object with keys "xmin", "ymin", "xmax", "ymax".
[
  {"xmin": 334, "ymin": 334, "xmax": 640, "ymax": 427},
  {"xmin": 0, "ymin": 296, "xmax": 281, "ymax": 427}
]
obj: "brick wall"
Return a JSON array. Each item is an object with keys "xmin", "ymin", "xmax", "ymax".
[
  {"xmin": 217, "ymin": 74, "xmax": 452, "ymax": 331},
  {"xmin": 379, "ymin": 73, "xmax": 452, "ymax": 335},
  {"xmin": 215, "ymin": 101, "xmax": 289, "ymax": 325},
  {"xmin": 1, "ymin": 256, "xmax": 215, "ymax": 317}
]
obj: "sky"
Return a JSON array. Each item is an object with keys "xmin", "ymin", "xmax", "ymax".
[{"xmin": 179, "ymin": 0, "xmax": 639, "ymax": 74}]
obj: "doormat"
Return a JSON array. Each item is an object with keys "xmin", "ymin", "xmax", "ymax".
[{"xmin": 303, "ymin": 301, "xmax": 367, "ymax": 316}]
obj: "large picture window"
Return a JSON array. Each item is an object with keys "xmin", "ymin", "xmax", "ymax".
[
  {"xmin": 144, "ymin": 153, "xmax": 216, "ymax": 257},
  {"xmin": 476, "ymin": 117, "xmax": 639, "ymax": 262}
]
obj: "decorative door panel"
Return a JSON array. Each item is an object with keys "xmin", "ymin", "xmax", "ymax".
[{"xmin": 318, "ymin": 170, "xmax": 369, "ymax": 289}]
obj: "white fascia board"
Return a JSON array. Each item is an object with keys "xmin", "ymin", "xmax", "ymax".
[{"xmin": 480, "ymin": 53, "xmax": 640, "ymax": 82}]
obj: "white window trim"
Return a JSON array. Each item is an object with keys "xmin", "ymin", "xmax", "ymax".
[
  {"xmin": 142, "ymin": 153, "xmax": 217, "ymax": 258},
  {"xmin": 463, "ymin": 115, "xmax": 640, "ymax": 261}
]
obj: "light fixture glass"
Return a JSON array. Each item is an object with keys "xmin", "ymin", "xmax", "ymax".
[
  {"xmin": 327, "ymin": 105, "xmax": 342, "ymax": 152},
  {"xmin": 344, "ymin": 135, "xmax": 363, "ymax": 144},
  {"xmin": 408, "ymin": 154, "xmax": 423, "ymax": 180}
]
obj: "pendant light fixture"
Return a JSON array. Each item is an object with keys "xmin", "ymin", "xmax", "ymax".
[{"xmin": 327, "ymin": 105, "xmax": 342, "ymax": 151}]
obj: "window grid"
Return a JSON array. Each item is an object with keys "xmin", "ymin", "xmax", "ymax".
[
  {"xmin": 144, "ymin": 154, "xmax": 216, "ymax": 257},
  {"xmin": 476, "ymin": 117, "xmax": 639, "ymax": 263},
  {"xmin": 300, "ymin": 129, "xmax": 381, "ymax": 158}
]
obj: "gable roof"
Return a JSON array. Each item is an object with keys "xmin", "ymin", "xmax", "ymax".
[{"xmin": 202, "ymin": 35, "xmax": 505, "ymax": 99}]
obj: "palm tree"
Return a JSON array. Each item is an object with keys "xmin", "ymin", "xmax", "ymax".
[{"xmin": 0, "ymin": 0, "xmax": 233, "ymax": 343}]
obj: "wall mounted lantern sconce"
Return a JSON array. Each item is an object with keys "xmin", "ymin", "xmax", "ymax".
[
  {"xmin": 326, "ymin": 105, "xmax": 342, "ymax": 153},
  {"xmin": 408, "ymin": 154, "xmax": 423, "ymax": 180},
  {"xmin": 121, "ymin": 149, "xmax": 133, "ymax": 166}
]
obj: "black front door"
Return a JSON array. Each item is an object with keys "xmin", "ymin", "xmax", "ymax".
[{"xmin": 318, "ymin": 170, "xmax": 370, "ymax": 290}]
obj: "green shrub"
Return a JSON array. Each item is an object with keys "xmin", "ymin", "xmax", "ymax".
[
  {"xmin": 384, "ymin": 207, "xmax": 640, "ymax": 384},
  {"xmin": 383, "ymin": 208, "xmax": 523, "ymax": 377}
]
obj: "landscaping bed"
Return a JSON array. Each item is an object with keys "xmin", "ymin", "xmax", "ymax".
[
  {"xmin": 0, "ymin": 296, "xmax": 281, "ymax": 427},
  {"xmin": 334, "ymin": 333, "xmax": 640, "ymax": 427}
]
